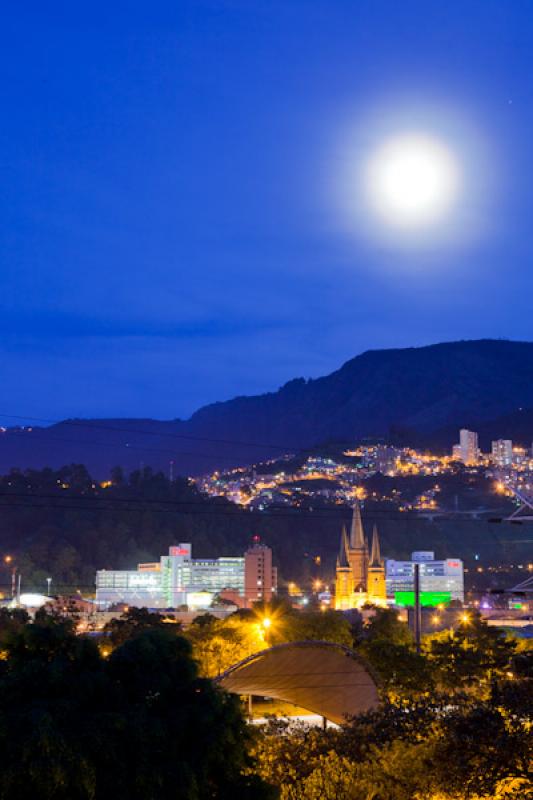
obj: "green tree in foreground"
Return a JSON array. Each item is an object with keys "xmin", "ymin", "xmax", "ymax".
[
  {"xmin": 426, "ymin": 613, "xmax": 516, "ymax": 690},
  {"xmin": 358, "ymin": 607, "xmax": 414, "ymax": 647},
  {"xmin": 247, "ymin": 599, "xmax": 354, "ymax": 649},
  {"xmin": 184, "ymin": 604, "xmax": 354, "ymax": 678},
  {"xmin": 0, "ymin": 612, "xmax": 275, "ymax": 800},
  {"xmin": 253, "ymin": 685, "xmax": 532, "ymax": 800},
  {"xmin": 277, "ymin": 608, "xmax": 354, "ymax": 648},
  {"xmin": 102, "ymin": 605, "xmax": 178, "ymax": 648},
  {"xmin": 355, "ymin": 607, "xmax": 436, "ymax": 695},
  {"xmin": 185, "ymin": 613, "xmax": 264, "ymax": 677},
  {"xmin": 0, "ymin": 607, "xmax": 29, "ymax": 650}
]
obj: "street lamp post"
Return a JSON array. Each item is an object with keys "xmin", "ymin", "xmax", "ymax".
[
  {"xmin": 259, "ymin": 616, "xmax": 272, "ymax": 647},
  {"xmin": 46, "ymin": 577, "xmax": 52, "ymax": 597},
  {"xmin": 4, "ymin": 556, "xmax": 16, "ymax": 602},
  {"xmin": 414, "ymin": 563, "xmax": 421, "ymax": 654}
]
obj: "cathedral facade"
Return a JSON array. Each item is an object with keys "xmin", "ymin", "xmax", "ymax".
[{"xmin": 334, "ymin": 503, "xmax": 387, "ymax": 610}]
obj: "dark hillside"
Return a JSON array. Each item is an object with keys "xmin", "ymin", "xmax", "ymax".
[{"xmin": 2, "ymin": 340, "xmax": 533, "ymax": 476}]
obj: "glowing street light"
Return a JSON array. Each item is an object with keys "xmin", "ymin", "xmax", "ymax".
[
  {"xmin": 255, "ymin": 616, "xmax": 273, "ymax": 647},
  {"xmin": 3, "ymin": 556, "xmax": 17, "ymax": 601}
]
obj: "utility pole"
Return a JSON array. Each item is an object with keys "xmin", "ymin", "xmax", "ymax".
[
  {"xmin": 414, "ymin": 562, "xmax": 421, "ymax": 654},
  {"xmin": 16, "ymin": 573, "xmax": 21, "ymax": 606}
]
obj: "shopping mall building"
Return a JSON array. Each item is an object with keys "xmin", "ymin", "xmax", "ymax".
[{"xmin": 96, "ymin": 540, "xmax": 276, "ymax": 610}]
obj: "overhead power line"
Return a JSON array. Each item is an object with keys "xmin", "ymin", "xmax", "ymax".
[
  {"xmin": 0, "ymin": 429, "xmax": 241, "ymax": 463},
  {"xmin": 0, "ymin": 412, "xmax": 301, "ymax": 453},
  {"xmin": 0, "ymin": 490, "xmax": 528, "ymax": 531}
]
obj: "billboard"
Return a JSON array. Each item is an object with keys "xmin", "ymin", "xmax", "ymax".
[{"xmin": 394, "ymin": 591, "xmax": 451, "ymax": 607}]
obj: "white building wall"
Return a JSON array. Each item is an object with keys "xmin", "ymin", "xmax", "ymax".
[
  {"xmin": 96, "ymin": 545, "xmax": 245, "ymax": 610},
  {"xmin": 386, "ymin": 555, "xmax": 464, "ymax": 602}
]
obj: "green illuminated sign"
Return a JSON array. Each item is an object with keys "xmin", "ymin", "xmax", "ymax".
[{"xmin": 394, "ymin": 591, "xmax": 451, "ymax": 607}]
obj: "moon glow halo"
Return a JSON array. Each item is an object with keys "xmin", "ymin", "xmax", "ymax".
[{"xmin": 364, "ymin": 133, "xmax": 461, "ymax": 229}]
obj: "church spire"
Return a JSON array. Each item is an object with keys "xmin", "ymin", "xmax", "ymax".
[
  {"xmin": 370, "ymin": 525, "xmax": 382, "ymax": 567},
  {"xmin": 350, "ymin": 502, "xmax": 365, "ymax": 549},
  {"xmin": 337, "ymin": 525, "xmax": 350, "ymax": 568}
]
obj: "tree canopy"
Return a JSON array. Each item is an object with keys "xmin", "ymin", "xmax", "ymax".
[{"xmin": 0, "ymin": 610, "xmax": 275, "ymax": 800}]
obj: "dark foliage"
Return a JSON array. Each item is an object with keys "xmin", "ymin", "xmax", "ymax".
[
  {"xmin": 103, "ymin": 606, "xmax": 177, "ymax": 647},
  {"xmin": 0, "ymin": 611, "xmax": 275, "ymax": 800},
  {"xmin": 0, "ymin": 465, "xmax": 531, "ymax": 592}
]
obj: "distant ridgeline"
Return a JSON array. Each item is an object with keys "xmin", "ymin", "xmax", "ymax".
[
  {"xmin": 2, "ymin": 340, "xmax": 533, "ymax": 476},
  {"xmin": 0, "ymin": 465, "xmax": 530, "ymax": 593}
]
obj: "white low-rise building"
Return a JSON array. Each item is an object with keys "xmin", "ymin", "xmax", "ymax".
[
  {"xmin": 386, "ymin": 550, "xmax": 464, "ymax": 604},
  {"xmin": 96, "ymin": 542, "xmax": 276, "ymax": 610}
]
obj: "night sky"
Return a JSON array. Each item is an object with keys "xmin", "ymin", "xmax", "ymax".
[{"xmin": 2, "ymin": 2, "xmax": 532, "ymax": 422}]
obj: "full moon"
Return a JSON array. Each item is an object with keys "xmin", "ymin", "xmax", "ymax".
[{"xmin": 365, "ymin": 133, "xmax": 461, "ymax": 229}]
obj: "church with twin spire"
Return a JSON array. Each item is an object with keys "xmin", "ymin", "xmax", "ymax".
[{"xmin": 334, "ymin": 502, "xmax": 387, "ymax": 609}]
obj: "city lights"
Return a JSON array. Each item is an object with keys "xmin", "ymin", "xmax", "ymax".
[{"xmin": 0, "ymin": 4, "xmax": 531, "ymax": 797}]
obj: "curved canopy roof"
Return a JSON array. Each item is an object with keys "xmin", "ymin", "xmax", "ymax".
[{"xmin": 216, "ymin": 641, "xmax": 379, "ymax": 725}]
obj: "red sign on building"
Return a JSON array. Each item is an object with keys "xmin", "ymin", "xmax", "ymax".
[{"xmin": 169, "ymin": 546, "xmax": 190, "ymax": 557}]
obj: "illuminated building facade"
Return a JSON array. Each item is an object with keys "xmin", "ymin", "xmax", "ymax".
[
  {"xmin": 457, "ymin": 429, "xmax": 479, "ymax": 465},
  {"xmin": 452, "ymin": 444, "xmax": 462, "ymax": 461},
  {"xmin": 491, "ymin": 439, "xmax": 513, "ymax": 467},
  {"xmin": 244, "ymin": 539, "xmax": 277, "ymax": 607},
  {"xmin": 386, "ymin": 551, "xmax": 464, "ymax": 604},
  {"xmin": 334, "ymin": 504, "xmax": 387, "ymax": 609},
  {"xmin": 96, "ymin": 542, "xmax": 276, "ymax": 610}
]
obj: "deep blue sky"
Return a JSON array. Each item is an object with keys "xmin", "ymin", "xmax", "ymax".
[{"xmin": 2, "ymin": 1, "xmax": 532, "ymax": 421}]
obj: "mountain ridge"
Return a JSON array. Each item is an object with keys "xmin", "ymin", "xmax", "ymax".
[{"xmin": 2, "ymin": 339, "xmax": 533, "ymax": 476}]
